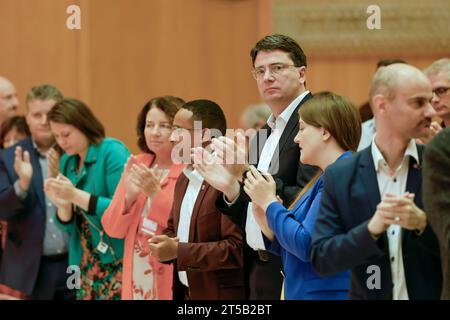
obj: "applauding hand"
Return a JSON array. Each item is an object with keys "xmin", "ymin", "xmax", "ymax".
[
  {"xmin": 129, "ymin": 164, "xmax": 162, "ymax": 199},
  {"xmin": 47, "ymin": 147, "xmax": 61, "ymax": 179},
  {"xmin": 210, "ymin": 132, "xmax": 249, "ymax": 180},
  {"xmin": 148, "ymin": 235, "xmax": 179, "ymax": 262},
  {"xmin": 44, "ymin": 176, "xmax": 72, "ymax": 211},
  {"xmin": 192, "ymin": 147, "xmax": 240, "ymax": 201},
  {"xmin": 14, "ymin": 146, "xmax": 33, "ymax": 192},
  {"xmin": 243, "ymin": 166, "xmax": 278, "ymax": 212}
]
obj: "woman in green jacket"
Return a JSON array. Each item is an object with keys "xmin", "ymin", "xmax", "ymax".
[{"xmin": 44, "ymin": 98, "xmax": 129, "ymax": 300}]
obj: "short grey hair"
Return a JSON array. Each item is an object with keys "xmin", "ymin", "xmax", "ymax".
[
  {"xmin": 369, "ymin": 65, "xmax": 400, "ymax": 103},
  {"xmin": 26, "ymin": 84, "xmax": 63, "ymax": 106},
  {"xmin": 423, "ymin": 58, "xmax": 450, "ymax": 80},
  {"xmin": 242, "ymin": 103, "xmax": 271, "ymax": 129}
]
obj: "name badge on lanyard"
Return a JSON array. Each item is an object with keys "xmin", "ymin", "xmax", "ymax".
[
  {"xmin": 142, "ymin": 218, "xmax": 158, "ymax": 236},
  {"xmin": 96, "ymin": 231, "xmax": 109, "ymax": 254}
]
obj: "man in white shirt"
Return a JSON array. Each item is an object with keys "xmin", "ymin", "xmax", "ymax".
[
  {"xmin": 311, "ymin": 63, "xmax": 442, "ymax": 300},
  {"xmin": 213, "ymin": 34, "xmax": 317, "ymax": 299},
  {"xmin": 148, "ymin": 100, "xmax": 245, "ymax": 300}
]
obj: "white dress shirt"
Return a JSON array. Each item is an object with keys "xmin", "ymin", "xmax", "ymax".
[
  {"xmin": 371, "ymin": 137, "xmax": 419, "ymax": 300},
  {"xmin": 177, "ymin": 168, "xmax": 204, "ymax": 287},
  {"xmin": 358, "ymin": 118, "xmax": 376, "ymax": 151},
  {"xmin": 245, "ymin": 91, "xmax": 310, "ymax": 251}
]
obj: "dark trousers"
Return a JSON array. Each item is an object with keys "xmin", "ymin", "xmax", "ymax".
[
  {"xmin": 246, "ymin": 246, "xmax": 283, "ymax": 300},
  {"xmin": 30, "ymin": 254, "xmax": 76, "ymax": 300}
]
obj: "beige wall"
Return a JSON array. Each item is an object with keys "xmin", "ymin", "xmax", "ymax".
[
  {"xmin": 0, "ymin": 0, "xmax": 271, "ymax": 153},
  {"xmin": 1, "ymin": 0, "xmax": 448, "ymax": 154},
  {"xmin": 307, "ymin": 55, "xmax": 444, "ymax": 107},
  {"xmin": 272, "ymin": 0, "xmax": 449, "ymax": 107}
]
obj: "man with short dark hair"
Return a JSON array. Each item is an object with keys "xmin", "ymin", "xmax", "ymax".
[
  {"xmin": 148, "ymin": 100, "xmax": 245, "ymax": 300},
  {"xmin": 209, "ymin": 34, "xmax": 317, "ymax": 299},
  {"xmin": 0, "ymin": 84, "xmax": 73, "ymax": 300}
]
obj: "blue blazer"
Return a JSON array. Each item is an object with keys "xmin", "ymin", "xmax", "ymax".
[
  {"xmin": 0, "ymin": 138, "xmax": 48, "ymax": 295},
  {"xmin": 265, "ymin": 152, "xmax": 351, "ymax": 300},
  {"xmin": 311, "ymin": 146, "xmax": 442, "ymax": 300}
]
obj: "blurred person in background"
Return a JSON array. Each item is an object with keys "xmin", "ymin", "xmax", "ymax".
[{"xmin": 0, "ymin": 84, "xmax": 72, "ymax": 300}]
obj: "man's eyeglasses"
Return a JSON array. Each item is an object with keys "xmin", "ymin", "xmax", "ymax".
[
  {"xmin": 251, "ymin": 63, "xmax": 299, "ymax": 80},
  {"xmin": 172, "ymin": 125, "xmax": 195, "ymax": 133},
  {"xmin": 432, "ymin": 86, "xmax": 450, "ymax": 98}
]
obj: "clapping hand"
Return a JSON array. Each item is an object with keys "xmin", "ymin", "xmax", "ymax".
[
  {"xmin": 368, "ymin": 192, "xmax": 427, "ymax": 239},
  {"xmin": 210, "ymin": 132, "xmax": 249, "ymax": 180},
  {"xmin": 192, "ymin": 147, "xmax": 240, "ymax": 201},
  {"xmin": 129, "ymin": 163, "xmax": 162, "ymax": 199},
  {"xmin": 44, "ymin": 176, "xmax": 72, "ymax": 210},
  {"xmin": 47, "ymin": 147, "xmax": 60, "ymax": 179},
  {"xmin": 147, "ymin": 235, "xmax": 179, "ymax": 262},
  {"xmin": 123, "ymin": 156, "xmax": 141, "ymax": 206},
  {"xmin": 243, "ymin": 166, "xmax": 278, "ymax": 212},
  {"xmin": 14, "ymin": 146, "xmax": 33, "ymax": 192}
]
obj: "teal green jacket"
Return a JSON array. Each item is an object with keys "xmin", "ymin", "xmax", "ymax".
[{"xmin": 55, "ymin": 137, "xmax": 130, "ymax": 266}]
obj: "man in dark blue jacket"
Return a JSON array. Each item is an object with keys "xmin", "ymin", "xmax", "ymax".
[
  {"xmin": 311, "ymin": 63, "xmax": 442, "ymax": 300},
  {"xmin": 0, "ymin": 84, "xmax": 73, "ymax": 300}
]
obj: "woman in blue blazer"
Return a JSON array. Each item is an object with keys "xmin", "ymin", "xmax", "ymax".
[{"xmin": 243, "ymin": 92, "xmax": 361, "ymax": 300}]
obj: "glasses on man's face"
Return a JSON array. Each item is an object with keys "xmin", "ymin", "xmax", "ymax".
[
  {"xmin": 432, "ymin": 86, "xmax": 450, "ymax": 99},
  {"xmin": 171, "ymin": 125, "xmax": 194, "ymax": 134},
  {"xmin": 251, "ymin": 63, "xmax": 298, "ymax": 80}
]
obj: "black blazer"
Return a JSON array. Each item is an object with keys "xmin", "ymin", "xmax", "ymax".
[
  {"xmin": 0, "ymin": 138, "xmax": 47, "ymax": 295},
  {"xmin": 423, "ymin": 128, "xmax": 450, "ymax": 300},
  {"xmin": 311, "ymin": 145, "xmax": 442, "ymax": 300},
  {"xmin": 216, "ymin": 92, "xmax": 318, "ymax": 228}
]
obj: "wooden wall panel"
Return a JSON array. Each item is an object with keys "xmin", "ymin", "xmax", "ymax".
[
  {"xmin": 2, "ymin": 0, "xmax": 445, "ymax": 155},
  {"xmin": 0, "ymin": 0, "xmax": 81, "ymax": 114},
  {"xmin": 78, "ymin": 0, "xmax": 272, "ymax": 153},
  {"xmin": 307, "ymin": 55, "xmax": 445, "ymax": 107},
  {"xmin": 0, "ymin": 0, "xmax": 271, "ymax": 153}
]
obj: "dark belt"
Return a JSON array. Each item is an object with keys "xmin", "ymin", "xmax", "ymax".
[
  {"xmin": 42, "ymin": 253, "xmax": 68, "ymax": 262},
  {"xmin": 257, "ymin": 249, "xmax": 269, "ymax": 262}
]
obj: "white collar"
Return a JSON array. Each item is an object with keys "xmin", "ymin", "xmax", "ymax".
[
  {"xmin": 182, "ymin": 167, "xmax": 204, "ymax": 184},
  {"xmin": 371, "ymin": 136, "xmax": 419, "ymax": 172},
  {"xmin": 266, "ymin": 90, "xmax": 310, "ymax": 130}
]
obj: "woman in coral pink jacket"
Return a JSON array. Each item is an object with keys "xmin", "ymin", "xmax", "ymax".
[{"xmin": 102, "ymin": 96, "xmax": 185, "ymax": 300}]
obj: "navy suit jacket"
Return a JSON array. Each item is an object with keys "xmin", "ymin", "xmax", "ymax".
[
  {"xmin": 311, "ymin": 145, "xmax": 442, "ymax": 300},
  {"xmin": 0, "ymin": 138, "xmax": 47, "ymax": 295}
]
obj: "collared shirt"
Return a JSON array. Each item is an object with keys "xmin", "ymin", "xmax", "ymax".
[
  {"xmin": 13, "ymin": 141, "xmax": 69, "ymax": 256},
  {"xmin": 358, "ymin": 118, "xmax": 376, "ymax": 151},
  {"xmin": 177, "ymin": 168, "xmax": 204, "ymax": 287},
  {"xmin": 371, "ymin": 136, "xmax": 419, "ymax": 300},
  {"xmin": 245, "ymin": 91, "xmax": 310, "ymax": 251}
]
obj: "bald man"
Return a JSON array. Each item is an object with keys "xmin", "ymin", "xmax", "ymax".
[
  {"xmin": 0, "ymin": 77, "xmax": 19, "ymax": 129},
  {"xmin": 311, "ymin": 64, "xmax": 442, "ymax": 300}
]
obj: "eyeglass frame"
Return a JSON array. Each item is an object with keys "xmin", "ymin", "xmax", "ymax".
[
  {"xmin": 432, "ymin": 86, "xmax": 450, "ymax": 99},
  {"xmin": 171, "ymin": 125, "xmax": 196, "ymax": 133},
  {"xmin": 251, "ymin": 63, "xmax": 303, "ymax": 80}
]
